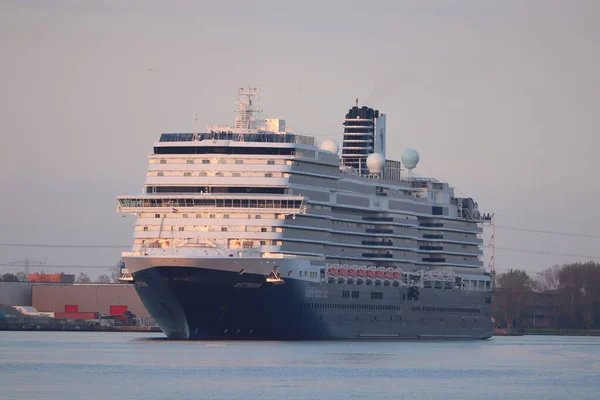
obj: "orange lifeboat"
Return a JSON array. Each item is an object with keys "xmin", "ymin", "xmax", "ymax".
[
  {"xmin": 327, "ymin": 264, "xmax": 338, "ymax": 283},
  {"xmin": 366, "ymin": 266, "xmax": 376, "ymax": 285},
  {"xmin": 383, "ymin": 267, "xmax": 394, "ymax": 286},
  {"xmin": 392, "ymin": 269, "xmax": 402, "ymax": 286},
  {"xmin": 356, "ymin": 265, "xmax": 367, "ymax": 285},
  {"xmin": 327, "ymin": 265, "xmax": 339, "ymax": 276},
  {"xmin": 337, "ymin": 265, "xmax": 348, "ymax": 284},
  {"xmin": 375, "ymin": 267, "xmax": 385, "ymax": 285},
  {"xmin": 346, "ymin": 265, "xmax": 357, "ymax": 284}
]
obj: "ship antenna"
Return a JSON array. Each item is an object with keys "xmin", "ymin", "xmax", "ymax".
[
  {"xmin": 355, "ymin": 97, "xmax": 359, "ymax": 107},
  {"xmin": 235, "ymin": 86, "xmax": 262, "ymax": 130},
  {"xmin": 193, "ymin": 113, "xmax": 198, "ymax": 140},
  {"xmin": 488, "ymin": 213, "xmax": 496, "ymax": 288}
]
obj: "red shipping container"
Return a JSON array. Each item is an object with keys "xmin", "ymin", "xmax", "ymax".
[
  {"xmin": 64, "ymin": 305, "xmax": 78, "ymax": 313},
  {"xmin": 110, "ymin": 305, "xmax": 128, "ymax": 315},
  {"xmin": 54, "ymin": 312, "xmax": 99, "ymax": 320}
]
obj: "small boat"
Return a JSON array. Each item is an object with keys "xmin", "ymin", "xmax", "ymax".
[
  {"xmin": 356, "ymin": 265, "xmax": 367, "ymax": 285},
  {"xmin": 338, "ymin": 265, "xmax": 348, "ymax": 284},
  {"xmin": 346, "ymin": 265, "xmax": 357, "ymax": 284},
  {"xmin": 365, "ymin": 266, "xmax": 376, "ymax": 285},
  {"xmin": 327, "ymin": 264, "xmax": 339, "ymax": 283},
  {"xmin": 383, "ymin": 267, "xmax": 394, "ymax": 286},
  {"xmin": 374, "ymin": 267, "xmax": 385, "ymax": 285},
  {"xmin": 392, "ymin": 269, "xmax": 402, "ymax": 286}
]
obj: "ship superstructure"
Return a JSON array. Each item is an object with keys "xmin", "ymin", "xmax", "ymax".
[{"xmin": 118, "ymin": 87, "xmax": 494, "ymax": 340}]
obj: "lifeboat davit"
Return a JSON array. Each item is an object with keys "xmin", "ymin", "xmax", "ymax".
[
  {"xmin": 365, "ymin": 266, "xmax": 376, "ymax": 285},
  {"xmin": 383, "ymin": 267, "xmax": 394, "ymax": 286},
  {"xmin": 356, "ymin": 265, "xmax": 367, "ymax": 285},
  {"xmin": 346, "ymin": 265, "xmax": 357, "ymax": 284},
  {"xmin": 337, "ymin": 265, "xmax": 348, "ymax": 284}
]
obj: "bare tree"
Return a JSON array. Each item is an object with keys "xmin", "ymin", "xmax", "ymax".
[
  {"xmin": 76, "ymin": 272, "xmax": 91, "ymax": 283},
  {"xmin": 1, "ymin": 273, "xmax": 19, "ymax": 282},
  {"xmin": 535, "ymin": 265, "xmax": 561, "ymax": 292},
  {"xmin": 16, "ymin": 272, "xmax": 28, "ymax": 282},
  {"xmin": 96, "ymin": 274, "xmax": 111, "ymax": 283},
  {"xmin": 111, "ymin": 259, "xmax": 124, "ymax": 283}
]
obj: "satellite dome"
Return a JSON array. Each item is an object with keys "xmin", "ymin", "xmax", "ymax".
[
  {"xmin": 319, "ymin": 139, "xmax": 339, "ymax": 154},
  {"xmin": 401, "ymin": 148, "xmax": 420, "ymax": 170},
  {"xmin": 366, "ymin": 153, "xmax": 385, "ymax": 174}
]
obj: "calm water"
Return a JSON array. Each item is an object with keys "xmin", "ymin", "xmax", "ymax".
[{"xmin": 0, "ymin": 332, "xmax": 598, "ymax": 400}]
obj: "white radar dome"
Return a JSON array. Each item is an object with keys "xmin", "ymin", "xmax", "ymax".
[
  {"xmin": 366, "ymin": 152, "xmax": 385, "ymax": 174},
  {"xmin": 319, "ymin": 139, "xmax": 339, "ymax": 154},
  {"xmin": 401, "ymin": 148, "xmax": 420, "ymax": 170}
]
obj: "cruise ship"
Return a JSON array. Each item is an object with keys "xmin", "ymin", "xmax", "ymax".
[{"xmin": 118, "ymin": 87, "xmax": 494, "ymax": 340}]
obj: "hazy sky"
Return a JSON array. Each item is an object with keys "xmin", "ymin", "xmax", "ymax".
[{"xmin": 1, "ymin": 0, "xmax": 599, "ymax": 278}]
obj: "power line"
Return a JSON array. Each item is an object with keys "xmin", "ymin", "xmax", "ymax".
[
  {"xmin": 483, "ymin": 245, "xmax": 600, "ymax": 260},
  {"xmin": 496, "ymin": 226, "xmax": 600, "ymax": 239},
  {"xmin": 0, "ymin": 244, "xmax": 129, "ymax": 249},
  {"xmin": 0, "ymin": 264, "xmax": 114, "ymax": 269}
]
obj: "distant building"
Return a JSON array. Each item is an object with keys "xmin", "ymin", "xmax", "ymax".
[
  {"xmin": 0, "ymin": 282, "xmax": 32, "ymax": 306},
  {"xmin": 32, "ymin": 283, "xmax": 151, "ymax": 319},
  {"xmin": 28, "ymin": 273, "xmax": 75, "ymax": 283}
]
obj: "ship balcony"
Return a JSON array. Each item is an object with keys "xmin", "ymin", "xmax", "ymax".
[
  {"xmin": 147, "ymin": 164, "xmax": 293, "ymax": 173},
  {"xmin": 144, "ymin": 177, "xmax": 289, "ymax": 186},
  {"xmin": 133, "ymin": 231, "xmax": 284, "ymax": 240}
]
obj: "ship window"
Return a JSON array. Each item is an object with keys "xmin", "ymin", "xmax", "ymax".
[
  {"xmin": 155, "ymin": 214, "xmax": 160, "ymax": 218},
  {"xmin": 261, "ymin": 228, "xmax": 267, "ymax": 232},
  {"xmin": 215, "ymin": 172, "xmax": 224, "ymax": 177},
  {"xmin": 260, "ymin": 240, "xmax": 266, "ymax": 245},
  {"xmin": 196, "ymin": 214, "xmax": 201, "ymax": 218},
  {"xmin": 265, "ymin": 173, "xmax": 273, "ymax": 177},
  {"xmin": 202, "ymin": 160, "xmax": 210, "ymax": 164},
  {"xmin": 160, "ymin": 159, "xmax": 166, "ymax": 164},
  {"xmin": 143, "ymin": 226, "xmax": 148, "ymax": 231},
  {"xmin": 218, "ymin": 159, "xmax": 227, "ymax": 164},
  {"xmin": 199, "ymin": 172, "xmax": 207, "ymax": 177},
  {"xmin": 221, "ymin": 227, "xmax": 227, "ymax": 232},
  {"xmin": 186, "ymin": 160, "xmax": 194, "ymax": 164},
  {"xmin": 232, "ymin": 173, "xmax": 241, "ymax": 177},
  {"xmin": 267, "ymin": 160, "xmax": 275, "ymax": 165},
  {"xmin": 182, "ymin": 214, "xmax": 188, "ymax": 218},
  {"xmin": 255, "ymin": 215, "xmax": 261, "ymax": 219},
  {"xmin": 184, "ymin": 172, "xmax": 191, "ymax": 177},
  {"xmin": 157, "ymin": 172, "xmax": 164, "ymax": 177},
  {"xmin": 223, "ymin": 214, "xmax": 229, "ymax": 219},
  {"xmin": 210, "ymin": 214, "xmax": 215, "ymax": 218},
  {"xmin": 235, "ymin": 160, "xmax": 244, "ymax": 164},
  {"xmin": 178, "ymin": 227, "xmax": 184, "ymax": 231}
]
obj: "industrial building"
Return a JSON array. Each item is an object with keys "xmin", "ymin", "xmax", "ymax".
[{"xmin": 0, "ymin": 282, "xmax": 151, "ymax": 319}]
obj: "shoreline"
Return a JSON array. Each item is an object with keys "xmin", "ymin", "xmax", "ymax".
[{"xmin": 495, "ymin": 328, "xmax": 600, "ymax": 337}]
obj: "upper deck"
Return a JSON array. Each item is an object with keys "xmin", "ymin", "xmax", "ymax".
[{"xmin": 158, "ymin": 132, "xmax": 315, "ymax": 146}]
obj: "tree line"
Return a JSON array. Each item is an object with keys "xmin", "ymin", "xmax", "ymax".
[
  {"xmin": 0, "ymin": 271, "xmax": 115, "ymax": 283},
  {"xmin": 493, "ymin": 261, "xmax": 600, "ymax": 330}
]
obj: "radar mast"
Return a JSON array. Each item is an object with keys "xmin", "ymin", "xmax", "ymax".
[{"xmin": 235, "ymin": 86, "xmax": 262, "ymax": 130}]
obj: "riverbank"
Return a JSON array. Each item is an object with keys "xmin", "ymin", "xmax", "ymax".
[
  {"xmin": 0, "ymin": 316, "xmax": 160, "ymax": 333},
  {"xmin": 495, "ymin": 328, "xmax": 600, "ymax": 336}
]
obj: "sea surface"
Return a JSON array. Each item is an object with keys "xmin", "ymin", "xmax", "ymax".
[{"xmin": 0, "ymin": 332, "xmax": 598, "ymax": 400}]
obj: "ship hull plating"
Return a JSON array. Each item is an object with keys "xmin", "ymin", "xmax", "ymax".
[{"xmin": 133, "ymin": 266, "xmax": 494, "ymax": 340}]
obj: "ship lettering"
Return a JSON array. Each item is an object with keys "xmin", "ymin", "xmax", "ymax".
[{"xmin": 234, "ymin": 282, "xmax": 262, "ymax": 289}]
